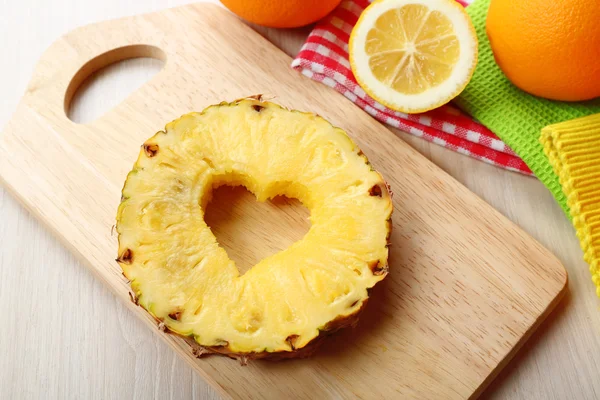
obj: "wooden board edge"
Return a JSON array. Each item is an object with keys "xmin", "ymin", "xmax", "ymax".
[{"xmin": 470, "ymin": 274, "xmax": 569, "ymax": 399}]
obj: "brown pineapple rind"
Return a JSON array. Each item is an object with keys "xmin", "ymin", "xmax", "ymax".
[{"xmin": 144, "ymin": 298, "xmax": 371, "ymax": 365}]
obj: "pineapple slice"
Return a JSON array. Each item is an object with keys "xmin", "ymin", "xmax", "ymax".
[{"xmin": 116, "ymin": 97, "xmax": 393, "ymax": 360}]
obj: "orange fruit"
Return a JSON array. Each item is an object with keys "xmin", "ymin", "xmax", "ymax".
[
  {"xmin": 486, "ymin": 0, "xmax": 600, "ymax": 102},
  {"xmin": 220, "ymin": 0, "xmax": 343, "ymax": 28}
]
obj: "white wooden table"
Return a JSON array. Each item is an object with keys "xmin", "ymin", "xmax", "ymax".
[{"xmin": 1, "ymin": 1, "xmax": 599, "ymax": 398}]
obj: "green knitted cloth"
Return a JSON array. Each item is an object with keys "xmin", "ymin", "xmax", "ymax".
[{"xmin": 455, "ymin": 0, "xmax": 600, "ymax": 215}]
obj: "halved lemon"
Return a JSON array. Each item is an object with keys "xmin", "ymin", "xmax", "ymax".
[{"xmin": 349, "ymin": 0, "xmax": 478, "ymax": 113}]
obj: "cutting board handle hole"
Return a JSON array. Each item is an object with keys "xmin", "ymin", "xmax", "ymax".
[{"xmin": 65, "ymin": 45, "xmax": 165, "ymax": 124}]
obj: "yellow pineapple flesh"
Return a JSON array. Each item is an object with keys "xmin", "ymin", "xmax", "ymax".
[{"xmin": 116, "ymin": 98, "xmax": 392, "ymax": 358}]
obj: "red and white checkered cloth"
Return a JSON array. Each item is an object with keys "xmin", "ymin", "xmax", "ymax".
[{"xmin": 291, "ymin": 0, "xmax": 533, "ymax": 176}]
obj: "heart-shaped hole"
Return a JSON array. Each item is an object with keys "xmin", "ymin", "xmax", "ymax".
[{"xmin": 204, "ymin": 185, "xmax": 311, "ymax": 275}]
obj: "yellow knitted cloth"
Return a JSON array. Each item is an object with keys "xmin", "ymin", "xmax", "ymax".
[{"xmin": 541, "ymin": 114, "xmax": 600, "ymax": 297}]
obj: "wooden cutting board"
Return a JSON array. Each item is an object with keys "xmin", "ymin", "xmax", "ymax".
[{"xmin": 0, "ymin": 3, "xmax": 567, "ymax": 399}]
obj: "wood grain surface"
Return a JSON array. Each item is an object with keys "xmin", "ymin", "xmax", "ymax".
[
  {"xmin": 0, "ymin": 1, "xmax": 598, "ymax": 399},
  {"xmin": 0, "ymin": 2, "xmax": 566, "ymax": 398}
]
